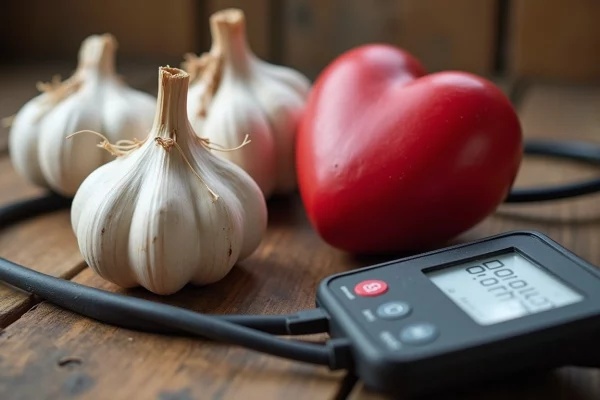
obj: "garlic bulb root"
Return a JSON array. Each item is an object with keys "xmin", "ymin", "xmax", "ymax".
[
  {"xmin": 71, "ymin": 67, "xmax": 267, "ymax": 295},
  {"xmin": 35, "ymin": 74, "xmax": 84, "ymax": 119},
  {"xmin": 183, "ymin": 8, "xmax": 312, "ymax": 198},
  {"xmin": 69, "ymin": 128, "xmax": 252, "ymax": 202},
  {"xmin": 8, "ymin": 33, "xmax": 156, "ymax": 196},
  {"xmin": 1, "ymin": 115, "xmax": 15, "ymax": 128},
  {"xmin": 182, "ymin": 52, "xmax": 223, "ymax": 118}
]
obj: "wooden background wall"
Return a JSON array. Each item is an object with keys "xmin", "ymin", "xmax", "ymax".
[{"xmin": 1, "ymin": 0, "xmax": 600, "ymax": 83}]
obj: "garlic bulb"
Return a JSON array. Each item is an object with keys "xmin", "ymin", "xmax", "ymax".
[
  {"xmin": 183, "ymin": 8, "xmax": 311, "ymax": 198},
  {"xmin": 71, "ymin": 67, "xmax": 267, "ymax": 295},
  {"xmin": 8, "ymin": 34, "xmax": 156, "ymax": 196}
]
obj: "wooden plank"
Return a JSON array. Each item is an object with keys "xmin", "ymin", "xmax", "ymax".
[
  {"xmin": 489, "ymin": 83, "xmax": 600, "ymax": 238},
  {"xmin": 206, "ymin": 0, "xmax": 273, "ymax": 61},
  {"xmin": 0, "ymin": 285, "xmax": 35, "ymax": 331},
  {"xmin": 0, "ymin": 155, "xmax": 44, "ymax": 328},
  {"xmin": 348, "ymin": 83, "xmax": 600, "ymax": 398},
  {"xmin": 283, "ymin": 0, "xmax": 499, "ymax": 79},
  {"xmin": 281, "ymin": 0, "xmax": 335, "ymax": 79},
  {"xmin": 0, "ymin": 196, "xmax": 351, "ymax": 399},
  {"xmin": 507, "ymin": 0, "xmax": 600, "ymax": 82},
  {"xmin": 0, "ymin": 60, "xmax": 157, "ymax": 321},
  {"xmin": 1, "ymin": 0, "xmax": 201, "ymax": 62},
  {"xmin": 0, "ymin": 156, "xmax": 84, "ymax": 327},
  {"xmin": 3, "ymin": 81, "xmax": 600, "ymax": 398}
]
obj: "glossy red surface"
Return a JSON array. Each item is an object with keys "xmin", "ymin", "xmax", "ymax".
[{"xmin": 296, "ymin": 44, "xmax": 523, "ymax": 254}]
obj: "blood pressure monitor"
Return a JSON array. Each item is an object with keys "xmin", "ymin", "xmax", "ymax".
[
  {"xmin": 4, "ymin": 193, "xmax": 600, "ymax": 399},
  {"xmin": 317, "ymin": 231, "xmax": 600, "ymax": 398}
]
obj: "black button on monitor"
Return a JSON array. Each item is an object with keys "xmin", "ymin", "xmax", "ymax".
[
  {"xmin": 376, "ymin": 301, "xmax": 411, "ymax": 320},
  {"xmin": 400, "ymin": 323, "xmax": 439, "ymax": 345}
]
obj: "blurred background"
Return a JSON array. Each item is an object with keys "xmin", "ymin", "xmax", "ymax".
[{"xmin": 1, "ymin": 0, "xmax": 599, "ymax": 151}]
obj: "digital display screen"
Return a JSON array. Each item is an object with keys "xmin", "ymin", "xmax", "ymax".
[{"xmin": 427, "ymin": 252, "xmax": 584, "ymax": 326}]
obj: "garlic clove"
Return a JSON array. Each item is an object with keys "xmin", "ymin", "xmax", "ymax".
[
  {"xmin": 183, "ymin": 8, "xmax": 312, "ymax": 198},
  {"xmin": 71, "ymin": 67, "xmax": 267, "ymax": 295},
  {"xmin": 249, "ymin": 70, "xmax": 310, "ymax": 193},
  {"xmin": 8, "ymin": 33, "xmax": 156, "ymax": 196},
  {"xmin": 195, "ymin": 79, "xmax": 277, "ymax": 197},
  {"xmin": 127, "ymin": 152, "xmax": 204, "ymax": 293},
  {"xmin": 8, "ymin": 97, "xmax": 49, "ymax": 186},
  {"xmin": 71, "ymin": 151, "xmax": 144, "ymax": 288},
  {"xmin": 252, "ymin": 57, "xmax": 312, "ymax": 98},
  {"xmin": 100, "ymin": 84, "xmax": 157, "ymax": 163},
  {"xmin": 38, "ymin": 92, "xmax": 105, "ymax": 195}
]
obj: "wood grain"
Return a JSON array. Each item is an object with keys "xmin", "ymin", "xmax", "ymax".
[
  {"xmin": 0, "ymin": 196, "xmax": 357, "ymax": 400},
  {"xmin": 1, "ymin": 0, "xmax": 201, "ymax": 62},
  {"xmin": 2, "ymin": 77, "xmax": 600, "ymax": 398},
  {"xmin": 0, "ymin": 157, "xmax": 84, "ymax": 328},
  {"xmin": 350, "ymin": 84, "xmax": 600, "ymax": 398},
  {"xmin": 0, "ymin": 59, "xmax": 155, "ymax": 326},
  {"xmin": 508, "ymin": 0, "xmax": 600, "ymax": 82},
  {"xmin": 282, "ymin": 0, "xmax": 499, "ymax": 79}
]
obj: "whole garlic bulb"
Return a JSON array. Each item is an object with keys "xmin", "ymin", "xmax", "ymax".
[
  {"xmin": 183, "ymin": 8, "xmax": 311, "ymax": 198},
  {"xmin": 9, "ymin": 33, "xmax": 156, "ymax": 196},
  {"xmin": 71, "ymin": 67, "xmax": 267, "ymax": 295}
]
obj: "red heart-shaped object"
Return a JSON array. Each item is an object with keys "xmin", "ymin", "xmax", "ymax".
[{"xmin": 296, "ymin": 45, "xmax": 522, "ymax": 254}]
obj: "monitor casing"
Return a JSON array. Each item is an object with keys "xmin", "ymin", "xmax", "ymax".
[{"xmin": 317, "ymin": 231, "xmax": 600, "ymax": 398}]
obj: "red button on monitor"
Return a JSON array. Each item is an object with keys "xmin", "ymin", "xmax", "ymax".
[{"xmin": 355, "ymin": 280, "xmax": 388, "ymax": 297}]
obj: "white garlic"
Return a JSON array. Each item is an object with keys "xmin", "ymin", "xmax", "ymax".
[
  {"xmin": 71, "ymin": 67, "xmax": 267, "ymax": 295},
  {"xmin": 183, "ymin": 8, "xmax": 311, "ymax": 198},
  {"xmin": 8, "ymin": 34, "xmax": 156, "ymax": 196}
]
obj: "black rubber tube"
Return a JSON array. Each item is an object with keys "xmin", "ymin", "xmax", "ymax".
[
  {"xmin": 2, "ymin": 138, "xmax": 600, "ymax": 369},
  {"xmin": 505, "ymin": 140, "xmax": 600, "ymax": 203},
  {"xmin": 0, "ymin": 257, "xmax": 337, "ymax": 368}
]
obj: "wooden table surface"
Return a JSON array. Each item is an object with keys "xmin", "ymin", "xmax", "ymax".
[{"xmin": 1, "ymin": 65, "xmax": 600, "ymax": 400}]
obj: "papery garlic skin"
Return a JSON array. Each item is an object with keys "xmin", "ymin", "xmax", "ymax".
[
  {"xmin": 9, "ymin": 34, "xmax": 156, "ymax": 196},
  {"xmin": 71, "ymin": 67, "xmax": 267, "ymax": 295},
  {"xmin": 185, "ymin": 8, "xmax": 311, "ymax": 198}
]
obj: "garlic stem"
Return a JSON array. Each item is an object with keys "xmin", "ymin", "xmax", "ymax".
[
  {"xmin": 77, "ymin": 33, "xmax": 117, "ymax": 76},
  {"xmin": 151, "ymin": 67, "xmax": 191, "ymax": 141},
  {"xmin": 155, "ymin": 137, "xmax": 220, "ymax": 201},
  {"xmin": 183, "ymin": 53, "xmax": 224, "ymax": 118},
  {"xmin": 182, "ymin": 9, "xmax": 253, "ymax": 118},
  {"xmin": 34, "ymin": 34, "xmax": 117, "ymax": 113},
  {"xmin": 68, "ymin": 67, "xmax": 252, "ymax": 202},
  {"xmin": 209, "ymin": 8, "xmax": 252, "ymax": 71}
]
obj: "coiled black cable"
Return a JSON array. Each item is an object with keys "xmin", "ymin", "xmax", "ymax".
[
  {"xmin": 1, "ymin": 138, "xmax": 599, "ymax": 369},
  {"xmin": 505, "ymin": 140, "xmax": 600, "ymax": 203},
  {"xmin": 0, "ymin": 256, "xmax": 350, "ymax": 369},
  {"xmin": 0, "ymin": 194, "xmax": 343, "ymax": 369}
]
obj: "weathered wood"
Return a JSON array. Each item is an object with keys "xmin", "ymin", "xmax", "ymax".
[
  {"xmin": 349, "ymin": 84, "xmax": 600, "ymax": 398},
  {"xmin": 0, "ymin": 157, "xmax": 84, "ymax": 327},
  {"xmin": 2, "ymin": 81, "xmax": 600, "ymax": 399},
  {"xmin": 508, "ymin": 0, "xmax": 600, "ymax": 82},
  {"xmin": 0, "ymin": 60, "xmax": 157, "ymax": 324},
  {"xmin": 1, "ymin": 0, "xmax": 201, "ymax": 61},
  {"xmin": 0, "ymin": 196, "xmax": 353, "ymax": 399},
  {"xmin": 282, "ymin": 0, "xmax": 499, "ymax": 79}
]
